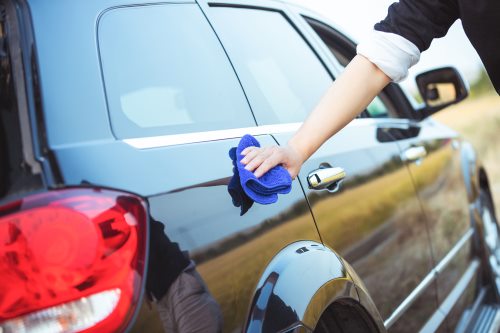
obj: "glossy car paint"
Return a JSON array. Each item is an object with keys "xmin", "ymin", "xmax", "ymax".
[
  {"xmin": 291, "ymin": 8, "xmax": 484, "ymax": 331},
  {"xmin": 1, "ymin": 0, "xmax": 494, "ymax": 332},
  {"xmin": 24, "ymin": 1, "xmax": 332, "ymax": 331},
  {"xmin": 389, "ymin": 118, "xmax": 475, "ymax": 330},
  {"xmin": 274, "ymin": 120, "xmax": 438, "ymax": 332}
]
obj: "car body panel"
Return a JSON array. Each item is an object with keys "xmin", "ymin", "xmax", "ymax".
[
  {"xmin": 388, "ymin": 118, "xmax": 476, "ymax": 330},
  {"xmin": 272, "ymin": 121, "xmax": 438, "ymax": 332},
  {"xmin": 52, "ymin": 132, "xmax": 326, "ymax": 332},
  {"xmin": 1, "ymin": 0, "xmax": 492, "ymax": 332}
]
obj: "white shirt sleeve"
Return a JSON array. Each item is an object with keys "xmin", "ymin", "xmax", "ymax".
[{"xmin": 356, "ymin": 30, "xmax": 421, "ymax": 82}]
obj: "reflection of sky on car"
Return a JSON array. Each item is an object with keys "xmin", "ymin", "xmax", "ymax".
[{"xmin": 292, "ymin": 0, "xmax": 483, "ymax": 93}]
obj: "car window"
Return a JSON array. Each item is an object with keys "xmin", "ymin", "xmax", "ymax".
[
  {"xmin": 98, "ymin": 4, "xmax": 255, "ymax": 139},
  {"xmin": 208, "ymin": 7, "xmax": 333, "ymax": 125},
  {"xmin": 305, "ymin": 17, "xmax": 399, "ymax": 119},
  {"xmin": 366, "ymin": 96, "xmax": 391, "ymax": 118}
]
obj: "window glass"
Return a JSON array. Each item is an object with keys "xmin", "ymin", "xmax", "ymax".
[
  {"xmin": 306, "ymin": 18, "xmax": 396, "ymax": 118},
  {"xmin": 367, "ymin": 96, "xmax": 390, "ymax": 118},
  {"xmin": 209, "ymin": 7, "xmax": 333, "ymax": 124},
  {"xmin": 98, "ymin": 5, "xmax": 255, "ymax": 138}
]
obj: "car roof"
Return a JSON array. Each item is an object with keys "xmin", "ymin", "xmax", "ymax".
[{"xmin": 25, "ymin": 0, "xmax": 356, "ymax": 42}]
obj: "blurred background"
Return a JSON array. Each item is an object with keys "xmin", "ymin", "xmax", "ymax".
[{"xmin": 294, "ymin": 0, "xmax": 500, "ymax": 210}]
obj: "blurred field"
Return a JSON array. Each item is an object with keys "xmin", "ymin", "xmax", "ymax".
[{"xmin": 432, "ymin": 94, "xmax": 500, "ymax": 210}]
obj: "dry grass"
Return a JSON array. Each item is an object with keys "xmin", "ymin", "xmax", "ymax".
[{"xmin": 433, "ymin": 94, "xmax": 500, "ymax": 209}]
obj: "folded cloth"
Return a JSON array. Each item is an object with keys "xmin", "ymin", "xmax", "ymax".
[
  {"xmin": 228, "ymin": 134, "xmax": 292, "ymax": 210},
  {"xmin": 228, "ymin": 147, "xmax": 254, "ymax": 216}
]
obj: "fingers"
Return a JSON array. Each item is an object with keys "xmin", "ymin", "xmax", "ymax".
[
  {"xmin": 243, "ymin": 148, "xmax": 274, "ymax": 172},
  {"xmin": 254, "ymin": 154, "xmax": 280, "ymax": 178},
  {"xmin": 238, "ymin": 144, "xmax": 295, "ymax": 179},
  {"xmin": 240, "ymin": 147, "xmax": 260, "ymax": 164},
  {"xmin": 241, "ymin": 146, "xmax": 257, "ymax": 156}
]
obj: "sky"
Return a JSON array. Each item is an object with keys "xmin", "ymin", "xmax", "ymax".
[{"xmin": 292, "ymin": 0, "xmax": 483, "ymax": 94}]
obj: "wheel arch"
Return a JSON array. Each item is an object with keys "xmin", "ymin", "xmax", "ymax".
[
  {"xmin": 243, "ymin": 240, "xmax": 385, "ymax": 333},
  {"xmin": 460, "ymin": 141, "xmax": 479, "ymax": 203},
  {"xmin": 459, "ymin": 141, "xmax": 498, "ymax": 228}
]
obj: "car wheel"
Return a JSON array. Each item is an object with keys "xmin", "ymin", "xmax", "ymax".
[{"xmin": 479, "ymin": 190, "xmax": 500, "ymax": 298}]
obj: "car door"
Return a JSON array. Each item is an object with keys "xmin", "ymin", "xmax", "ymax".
[
  {"xmin": 57, "ymin": 3, "xmax": 322, "ymax": 333},
  {"xmin": 387, "ymin": 116, "xmax": 476, "ymax": 331},
  {"xmin": 294, "ymin": 24, "xmax": 444, "ymax": 332},
  {"xmin": 299, "ymin": 11, "xmax": 476, "ymax": 332},
  {"xmin": 204, "ymin": 3, "xmax": 438, "ymax": 332}
]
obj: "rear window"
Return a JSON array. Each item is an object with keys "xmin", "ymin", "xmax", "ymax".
[{"xmin": 98, "ymin": 4, "xmax": 255, "ymax": 139}]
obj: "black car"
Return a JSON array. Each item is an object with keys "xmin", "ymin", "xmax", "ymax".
[{"xmin": 1, "ymin": 0, "xmax": 500, "ymax": 332}]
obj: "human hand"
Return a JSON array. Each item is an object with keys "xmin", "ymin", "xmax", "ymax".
[{"xmin": 240, "ymin": 144, "xmax": 304, "ymax": 179}]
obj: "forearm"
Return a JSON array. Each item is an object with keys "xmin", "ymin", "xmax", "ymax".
[{"xmin": 288, "ymin": 55, "xmax": 391, "ymax": 161}]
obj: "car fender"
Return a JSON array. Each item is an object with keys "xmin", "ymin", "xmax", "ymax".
[
  {"xmin": 244, "ymin": 240, "xmax": 385, "ymax": 333},
  {"xmin": 460, "ymin": 141, "xmax": 479, "ymax": 203}
]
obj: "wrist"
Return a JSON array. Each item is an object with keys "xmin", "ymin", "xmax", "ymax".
[{"xmin": 287, "ymin": 138, "xmax": 308, "ymax": 164}]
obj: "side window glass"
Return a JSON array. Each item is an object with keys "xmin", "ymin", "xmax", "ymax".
[
  {"xmin": 306, "ymin": 18, "xmax": 396, "ymax": 119},
  {"xmin": 367, "ymin": 96, "xmax": 390, "ymax": 118},
  {"xmin": 208, "ymin": 7, "xmax": 333, "ymax": 125},
  {"xmin": 98, "ymin": 4, "xmax": 255, "ymax": 139}
]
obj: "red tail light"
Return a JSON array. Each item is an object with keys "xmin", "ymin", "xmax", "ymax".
[{"xmin": 0, "ymin": 188, "xmax": 148, "ymax": 332}]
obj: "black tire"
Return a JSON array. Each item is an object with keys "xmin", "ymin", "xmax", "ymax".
[{"xmin": 313, "ymin": 301, "xmax": 378, "ymax": 333}]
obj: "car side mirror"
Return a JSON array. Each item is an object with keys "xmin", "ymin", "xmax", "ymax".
[{"xmin": 415, "ymin": 67, "xmax": 468, "ymax": 119}]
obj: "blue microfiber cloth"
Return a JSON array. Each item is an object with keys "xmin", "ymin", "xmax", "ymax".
[
  {"xmin": 228, "ymin": 134, "xmax": 292, "ymax": 214},
  {"xmin": 228, "ymin": 147, "xmax": 254, "ymax": 216}
]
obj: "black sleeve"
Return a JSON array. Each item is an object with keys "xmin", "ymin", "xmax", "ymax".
[
  {"xmin": 375, "ymin": 0, "xmax": 459, "ymax": 52},
  {"xmin": 145, "ymin": 218, "xmax": 190, "ymax": 300}
]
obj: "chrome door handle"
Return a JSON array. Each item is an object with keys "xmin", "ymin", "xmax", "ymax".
[
  {"xmin": 307, "ymin": 166, "xmax": 346, "ymax": 192},
  {"xmin": 402, "ymin": 146, "xmax": 427, "ymax": 162}
]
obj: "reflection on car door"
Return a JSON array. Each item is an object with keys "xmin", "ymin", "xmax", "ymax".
[
  {"xmin": 388, "ymin": 118, "xmax": 475, "ymax": 331},
  {"xmin": 95, "ymin": 4, "xmax": 322, "ymax": 332},
  {"xmin": 206, "ymin": 5, "xmax": 438, "ymax": 332},
  {"xmin": 299, "ymin": 16, "xmax": 444, "ymax": 332},
  {"xmin": 284, "ymin": 120, "xmax": 436, "ymax": 333},
  {"xmin": 301, "ymin": 13, "xmax": 478, "ymax": 331},
  {"xmin": 139, "ymin": 135, "xmax": 321, "ymax": 333}
]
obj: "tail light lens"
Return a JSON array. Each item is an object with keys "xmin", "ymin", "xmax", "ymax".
[{"xmin": 0, "ymin": 188, "xmax": 148, "ymax": 333}]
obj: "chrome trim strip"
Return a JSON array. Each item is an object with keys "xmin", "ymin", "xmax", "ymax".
[
  {"xmin": 277, "ymin": 321, "xmax": 314, "ymax": 333},
  {"xmin": 419, "ymin": 259, "xmax": 480, "ymax": 333},
  {"xmin": 489, "ymin": 310, "xmax": 500, "ymax": 333},
  {"xmin": 121, "ymin": 118, "xmax": 389, "ymax": 149},
  {"xmin": 123, "ymin": 123, "xmax": 302, "ymax": 149},
  {"xmin": 456, "ymin": 287, "xmax": 487, "ymax": 333},
  {"xmin": 383, "ymin": 265, "xmax": 437, "ymax": 328},
  {"xmin": 384, "ymin": 228, "xmax": 474, "ymax": 328},
  {"xmin": 435, "ymin": 228, "xmax": 474, "ymax": 274}
]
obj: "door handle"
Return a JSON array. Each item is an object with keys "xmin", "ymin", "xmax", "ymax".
[
  {"xmin": 402, "ymin": 146, "xmax": 427, "ymax": 162},
  {"xmin": 307, "ymin": 166, "xmax": 346, "ymax": 192}
]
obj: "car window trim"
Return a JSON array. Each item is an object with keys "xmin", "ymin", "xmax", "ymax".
[
  {"xmin": 95, "ymin": 2, "xmax": 259, "ymax": 139},
  {"xmin": 121, "ymin": 118, "xmax": 417, "ymax": 149},
  {"xmin": 205, "ymin": 2, "xmax": 336, "ymax": 82},
  {"xmin": 303, "ymin": 15, "xmax": 418, "ymax": 120}
]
